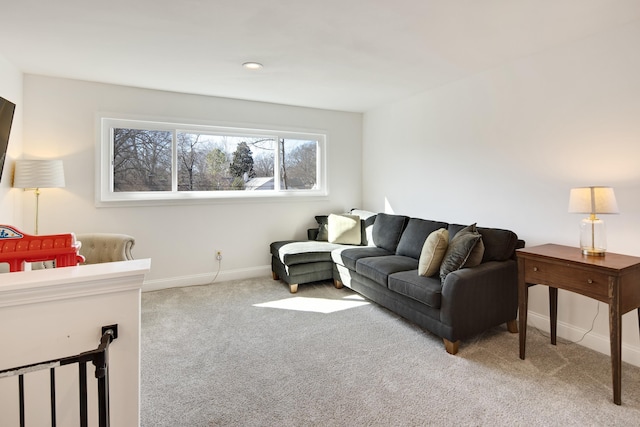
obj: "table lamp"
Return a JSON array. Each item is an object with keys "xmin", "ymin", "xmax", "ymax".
[
  {"xmin": 568, "ymin": 186, "xmax": 618, "ymax": 256},
  {"xmin": 13, "ymin": 159, "xmax": 65, "ymax": 235}
]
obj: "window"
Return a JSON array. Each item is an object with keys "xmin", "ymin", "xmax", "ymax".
[{"xmin": 98, "ymin": 117, "xmax": 326, "ymax": 205}]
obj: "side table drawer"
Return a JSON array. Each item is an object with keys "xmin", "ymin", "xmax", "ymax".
[{"xmin": 523, "ymin": 259, "xmax": 609, "ymax": 300}]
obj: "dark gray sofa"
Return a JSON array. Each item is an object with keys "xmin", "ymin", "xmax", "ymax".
[{"xmin": 270, "ymin": 211, "xmax": 523, "ymax": 354}]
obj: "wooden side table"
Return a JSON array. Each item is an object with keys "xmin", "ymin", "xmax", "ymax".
[{"xmin": 517, "ymin": 244, "xmax": 640, "ymax": 405}]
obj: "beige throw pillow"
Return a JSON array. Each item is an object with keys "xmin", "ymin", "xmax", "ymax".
[
  {"xmin": 418, "ymin": 228, "xmax": 449, "ymax": 277},
  {"xmin": 328, "ymin": 214, "xmax": 361, "ymax": 245}
]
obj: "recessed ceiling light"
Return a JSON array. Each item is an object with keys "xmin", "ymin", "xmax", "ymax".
[{"xmin": 242, "ymin": 62, "xmax": 263, "ymax": 70}]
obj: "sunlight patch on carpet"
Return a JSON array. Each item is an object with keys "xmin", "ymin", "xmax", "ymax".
[{"xmin": 253, "ymin": 296, "xmax": 369, "ymax": 313}]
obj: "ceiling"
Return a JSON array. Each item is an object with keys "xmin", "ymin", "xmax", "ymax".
[{"xmin": 2, "ymin": 0, "xmax": 640, "ymax": 112}]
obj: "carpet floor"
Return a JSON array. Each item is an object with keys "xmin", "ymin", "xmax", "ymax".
[{"xmin": 141, "ymin": 277, "xmax": 640, "ymax": 426}]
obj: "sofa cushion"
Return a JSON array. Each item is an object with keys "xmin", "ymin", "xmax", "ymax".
[
  {"xmin": 388, "ymin": 270, "xmax": 443, "ymax": 308},
  {"xmin": 372, "ymin": 213, "xmax": 409, "ymax": 253},
  {"xmin": 315, "ymin": 210, "xmax": 377, "ymax": 245},
  {"xmin": 315, "ymin": 215, "xmax": 329, "ymax": 241},
  {"xmin": 332, "ymin": 246, "xmax": 392, "ymax": 270},
  {"xmin": 449, "ymin": 224, "xmax": 518, "ymax": 263},
  {"xmin": 477, "ymin": 227, "xmax": 519, "ymax": 262},
  {"xmin": 356, "ymin": 255, "xmax": 419, "ymax": 286},
  {"xmin": 271, "ymin": 241, "xmax": 344, "ymax": 266},
  {"xmin": 447, "ymin": 223, "xmax": 466, "ymax": 238},
  {"xmin": 360, "ymin": 214, "xmax": 377, "ymax": 246},
  {"xmin": 328, "ymin": 214, "xmax": 361, "ymax": 244},
  {"xmin": 348, "ymin": 209, "xmax": 378, "ymax": 246},
  {"xmin": 418, "ymin": 228, "xmax": 449, "ymax": 277},
  {"xmin": 396, "ymin": 218, "xmax": 449, "ymax": 259},
  {"xmin": 439, "ymin": 224, "xmax": 483, "ymax": 280}
]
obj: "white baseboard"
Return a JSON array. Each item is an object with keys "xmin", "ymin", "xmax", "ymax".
[
  {"xmin": 142, "ymin": 265, "xmax": 271, "ymax": 292},
  {"xmin": 527, "ymin": 311, "xmax": 640, "ymax": 368}
]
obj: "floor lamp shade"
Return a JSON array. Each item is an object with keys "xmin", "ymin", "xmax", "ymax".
[
  {"xmin": 12, "ymin": 159, "xmax": 65, "ymax": 235},
  {"xmin": 13, "ymin": 159, "xmax": 65, "ymax": 189},
  {"xmin": 568, "ymin": 186, "xmax": 619, "ymax": 256}
]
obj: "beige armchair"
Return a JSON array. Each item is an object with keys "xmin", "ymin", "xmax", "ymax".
[{"xmin": 76, "ymin": 233, "xmax": 135, "ymax": 264}]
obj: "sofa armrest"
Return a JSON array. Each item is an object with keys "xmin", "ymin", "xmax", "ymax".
[{"xmin": 439, "ymin": 260, "xmax": 518, "ymax": 339}]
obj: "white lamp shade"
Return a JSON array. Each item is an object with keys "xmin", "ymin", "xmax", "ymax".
[
  {"xmin": 13, "ymin": 159, "xmax": 65, "ymax": 189},
  {"xmin": 568, "ymin": 186, "xmax": 618, "ymax": 214}
]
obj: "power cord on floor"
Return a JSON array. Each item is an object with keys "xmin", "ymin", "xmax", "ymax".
[{"xmin": 532, "ymin": 300, "xmax": 600, "ymax": 345}]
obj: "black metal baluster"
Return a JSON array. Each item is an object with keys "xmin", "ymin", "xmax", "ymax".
[
  {"xmin": 50, "ymin": 367, "xmax": 57, "ymax": 427},
  {"xmin": 79, "ymin": 362, "xmax": 88, "ymax": 427},
  {"xmin": 97, "ymin": 366, "xmax": 109, "ymax": 427},
  {"xmin": 18, "ymin": 374, "xmax": 25, "ymax": 427}
]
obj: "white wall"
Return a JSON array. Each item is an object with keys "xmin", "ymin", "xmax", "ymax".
[
  {"xmin": 0, "ymin": 54, "xmax": 23, "ymax": 226},
  {"xmin": 22, "ymin": 76, "xmax": 362, "ymax": 289},
  {"xmin": 363, "ymin": 21, "xmax": 640, "ymax": 364}
]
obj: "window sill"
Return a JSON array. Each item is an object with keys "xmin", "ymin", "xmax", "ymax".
[{"xmin": 95, "ymin": 190, "xmax": 329, "ymax": 207}]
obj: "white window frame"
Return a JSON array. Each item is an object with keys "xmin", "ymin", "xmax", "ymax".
[{"xmin": 96, "ymin": 115, "xmax": 328, "ymax": 206}]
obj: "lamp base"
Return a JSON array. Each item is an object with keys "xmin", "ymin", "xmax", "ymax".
[
  {"xmin": 582, "ymin": 248, "xmax": 606, "ymax": 257},
  {"xmin": 579, "ymin": 217, "xmax": 607, "ymax": 258}
]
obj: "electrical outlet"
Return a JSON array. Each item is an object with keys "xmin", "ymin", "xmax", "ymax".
[{"xmin": 216, "ymin": 250, "xmax": 222, "ymax": 261}]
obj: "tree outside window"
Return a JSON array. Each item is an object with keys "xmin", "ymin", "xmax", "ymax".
[{"xmin": 111, "ymin": 124, "xmax": 321, "ymax": 196}]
